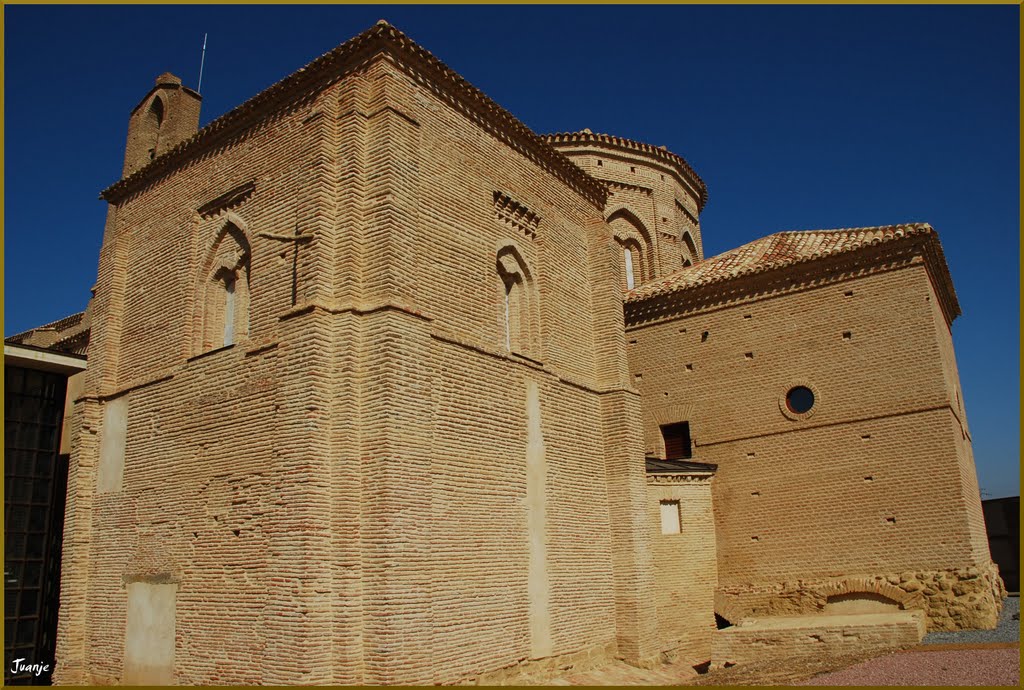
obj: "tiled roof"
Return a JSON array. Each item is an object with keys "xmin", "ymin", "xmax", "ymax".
[
  {"xmin": 626, "ymin": 223, "xmax": 948, "ymax": 303},
  {"xmin": 101, "ymin": 20, "xmax": 607, "ymax": 209},
  {"xmin": 542, "ymin": 130, "xmax": 708, "ymax": 211}
]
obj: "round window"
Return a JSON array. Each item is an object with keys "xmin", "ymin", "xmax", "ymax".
[{"xmin": 786, "ymin": 386, "xmax": 815, "ymax": 414}]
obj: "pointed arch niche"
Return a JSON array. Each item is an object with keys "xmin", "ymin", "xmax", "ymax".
[
  {"xmin": 496, "ymin": 244, "xmax": 541, "ymax": 360},
  {"xmin": 143, "ymin": 96, "xmax": 165, "ymax": 161},
  {"xmin": 194, "ymin": 217, "xmax": 251, "ymax": 354},
  {"xmin": 607, "ymin": 208, "xmax": 654, "ymax": 290},
  {"xmin": 681, "ymin": 231, "xmax": 699, "ymax": 268}
]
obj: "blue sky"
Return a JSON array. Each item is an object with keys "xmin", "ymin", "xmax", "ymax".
[{"xmin": 4, "ymin": 5, "xmax": 1018, "ymax": 497}]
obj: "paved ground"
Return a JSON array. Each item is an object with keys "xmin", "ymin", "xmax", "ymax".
[{"xmin": 795, "ymin": 645, "xmax": 1019, "ymax": 686}]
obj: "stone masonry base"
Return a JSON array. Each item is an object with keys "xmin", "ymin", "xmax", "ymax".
[
  {"xmin": 461, "ymin": 641, "xmax": 618, "ymax": 685},
  {"xmin": 716, "ymin": 562, "xmax": 1005, "ymax": 633}
]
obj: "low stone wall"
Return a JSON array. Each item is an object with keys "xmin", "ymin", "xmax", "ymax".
[
  {"xmin": 716, "ymin": 562, "xmax": 1005, "ymax": 632},
  {"xmin": 711, "ymin": 611, "xmax": 926, "ymax": 668}
]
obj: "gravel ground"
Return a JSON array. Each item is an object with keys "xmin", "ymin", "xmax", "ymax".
[
  {"xmin": 923, "ymin": 596, "xmax": 1020, "ymax": 645},
  {"xmin": 796, "ymin": 647, "xmax": 1019, "ymax": 686}
]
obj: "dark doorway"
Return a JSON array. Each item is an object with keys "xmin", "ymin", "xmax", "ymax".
[
  {"xmin": 982, "ymin": 496, "xmax": 1019, "ymax": 593},
  {"xmin": 661, "ymin": 422, "xmax": 692, "ymax": 460}
]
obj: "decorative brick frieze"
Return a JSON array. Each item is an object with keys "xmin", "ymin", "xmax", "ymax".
[{"xmin": 494, "ymin": 190, "xmax": 542, "ymax": 240}]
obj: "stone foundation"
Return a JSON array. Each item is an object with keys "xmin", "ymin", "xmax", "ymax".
[
  {"xmin": 462, "ymin": 641, "xmax": 617, "ymax": 685},
  {"xmin": 716, "ymin": 562, "xmax": 1005, "ymax": 632},
  {"xmin": 711, "ymin": 611, "xmax": 926, "ymax": 668}
]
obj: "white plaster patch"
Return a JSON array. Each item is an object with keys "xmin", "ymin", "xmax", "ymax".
[
  {"xmin": 525, "ymin": 379, "xmax": 552, "ymax": 658},
  {"xmin": 97, "ymin": 395, "xmax": 128, "ymax": 494},
  {"xmin": 123, "ymin": 581, "xmax": 176, "ymax": 685}
]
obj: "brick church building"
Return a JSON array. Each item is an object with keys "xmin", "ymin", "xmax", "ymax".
[{"xmin": 5, "ymin": 20, "xmax": 1002, "ymax": 685}]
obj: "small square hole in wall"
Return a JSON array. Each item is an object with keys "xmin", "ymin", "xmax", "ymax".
[
  {"xmin": 685, "ymin": 364, "xmax": 693, "ymax": 371},
  {"xmin": 597, "ymin": 159, "xmax": 603, "ymax": 166},
  {"xmin": 844, "ymin": 290, "xmax": 854, "ymax": 297},
  {"xmin": 679, "ymin": 327, "xmax": 687, "ymax": 334},
  {"xmin": 751, "ymin": 490, "xmax": 760, "ymax": 496},
  {"xmin": 861, "ymin": 434, "xmax": 871, "ymax": 440},
  {"xmin": 751, "ymin": 536, "xmax": 760, "ymax": 542},
  {"xmin": 864, "ymin": 476, "xmax": 874, "ymax": 482},
  {"xmin": 744, "ymin": 314, "xmax": 752, "ymax": 319},
  {"xmin": 662, "ymin": 217, "xmax": 668, "ymax": 223},
  {"xmin": 701, "ymin": 331, "xmax": 709, "ymax": 342},
  {"xmin": 663, "ymin": 391, "xmax": 670, "ymax": 397},
  {"xmin": 629, "ymin": 338, "xmax": 638, "ymax": 344},
  {"xmin": 630, "ymin": 166, "xmax": 636, "ymax": 173},
  {"xmin": 885, "ymin": 516, "xmax": 896, "ymax": 524},
  {"xmin": 634, "ymin": 373, "xmax": 643, "ymax": 381},
  {"xmin": 660, "ymin": 174, "xmax": 665, "ymax": 181},
  {"xmin": 744, "ymin": 352, "xmax": 754, "ymax": 359},
  {"xmin": 842, "ymin": 331, "xmax": 852, "ymax": 340},
  {"xmin": 746, "ymin": 452, "xmax": 755, "ymax": 458}
]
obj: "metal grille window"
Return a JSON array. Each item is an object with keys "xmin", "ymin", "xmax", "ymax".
[{"xmin": 4, "ymin": 366, "xmax": 69, "ymax": 685}]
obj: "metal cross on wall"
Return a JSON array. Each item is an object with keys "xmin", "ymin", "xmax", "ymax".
[{"xmin": 257, "ymin": 224, "xmax": 314, "ymax": 306}]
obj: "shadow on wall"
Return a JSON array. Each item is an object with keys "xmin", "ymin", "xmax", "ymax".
[{"xmin": 823, "ymin": 592, "xmax": 900, "ymax": 615}]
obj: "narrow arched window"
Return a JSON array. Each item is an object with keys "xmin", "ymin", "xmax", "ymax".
[
  {"xmin": 624, "ymin": 247, "xmax": 636, "ymax": 289},
  {"xmin": 222, "ymin": 273, "xmax": 236, "ymax": 346},
  {"xmin": 197, "ymin": 221, "xmax": 251, "ymax": 353},
  {"xmin": 608, "ymin": 209, "xmax": 653, "ymax": 288},
  {"xmin": 503, "ymin": 273, "xmax": 524, "ymax": 351},
  {"xmin": 615, "ymin": 237, "xmax": 645, "ymax": 291},
  {"xmin": 144, "ymin": 97, "xmax": 165, "ymax": 160},
  {"xmin": 497, "ymin": 246, "xmax": 539, "ymax": 358},
  {"xmin": 148, "ymin": 97, "xmax": 165, "ymax": 128}
]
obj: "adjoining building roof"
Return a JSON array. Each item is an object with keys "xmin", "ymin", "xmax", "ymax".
[
  {"xmin": 101, "ymin": 20, "xmax": 608, "ymax": 209},
  {"xmin": 6, "ymin": 310, "xmax": 90, "ymax": 356},
  {"xmin": 543, "ymin": 130, "xmax": 708, "ymax": 211},
  {"xmin": 625, "ymin": 223, "xmax": 960, "ymax": 323},
  {"xmin": 6, "ymin": 311, "xmax": 85, "ymax": 340},
  {"xmin": 645, "ymin": 458, "xmax": 718, "ymax": 474}
]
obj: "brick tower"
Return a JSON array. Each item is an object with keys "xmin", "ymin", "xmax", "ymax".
[{"xmin": 122, "ymin": 72, "xmax": 202, "ymax": 177}]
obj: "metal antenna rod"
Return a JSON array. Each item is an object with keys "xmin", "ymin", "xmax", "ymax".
[{"xmin": 197, "ymin": 33, "xmax": 208, "ymax": 94}]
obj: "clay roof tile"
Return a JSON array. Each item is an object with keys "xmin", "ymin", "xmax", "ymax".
[{"xmin": 624, "ymin": 223, "xmax": 960, "ymax": 325}]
